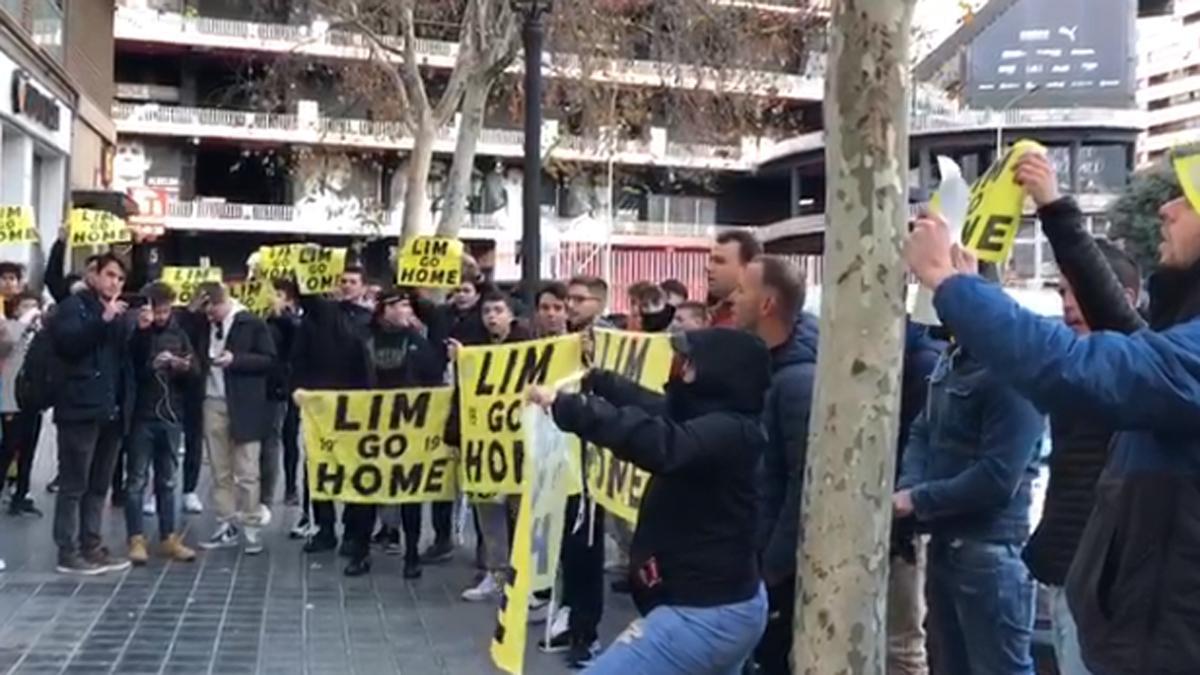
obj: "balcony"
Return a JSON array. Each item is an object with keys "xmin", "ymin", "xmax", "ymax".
[
  {"xmin": 113, "ymin": 5, "xmax": 823, "ymax": 102},
  {"xmin": 757, "ymin": 107, "xmax": 1147, "ymax": 165},
  {"xmin": 113, "ymin": 102, "xmax": 764, "ymax": 171}
]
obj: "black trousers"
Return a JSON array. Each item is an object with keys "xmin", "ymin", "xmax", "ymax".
[
  {"xmin": 53, "ymin": 420, "xmax": 122, "ymax": 558},
  {"xmin": 344, "ymin": 503, "xmax": 422, "ymax": 564},
  {"xmin": 562, "ymin": 496, "xmax": 605, "ymax": 643},
  {"xmin": 754, "ymin": 577, "xmax": 796, "ymax": 675},
  {"xmin": 281, "ymin": 401, "xmax": 300, "ymax": 500},
  {"xmin": 0, "ymin": 410, "xmax": 43, "ymax": 500},
  {"xmin": 182, "ymin": 388, "xmax": 204, "ymax": 494}
]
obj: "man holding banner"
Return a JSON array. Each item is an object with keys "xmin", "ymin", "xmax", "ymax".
[{"xmin": 529, "ymin": 327, "xmax": 773, "ymax": 673}]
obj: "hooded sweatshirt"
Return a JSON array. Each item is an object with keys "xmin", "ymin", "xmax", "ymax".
[{"xmin": 552, "ymin": 327, "xmax": 771, "ymax": 613}]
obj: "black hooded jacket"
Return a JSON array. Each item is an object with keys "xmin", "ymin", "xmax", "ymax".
[{"xmin": 552, "ymin": 328, "xmax": 771, "ymax": 613}]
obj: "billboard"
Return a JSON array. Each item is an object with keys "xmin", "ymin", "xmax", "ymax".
[{"xmin": 965, "ymin": 0, "xmax": 1137, "ymax": 109}]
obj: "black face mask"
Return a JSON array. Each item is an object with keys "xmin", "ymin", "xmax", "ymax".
[{"xmin": 640, "ymin": 306, "xmax": 675, "ymax": 332}]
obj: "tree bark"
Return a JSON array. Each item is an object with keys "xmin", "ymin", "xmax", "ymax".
[
  {"xmin": 401, "ymin": 115, "xmax": 437, "ymax": 244},
  {"xmin": 436, "ymin": 77, "xmax": 493, "ymax": 239},
  {"xmin": 795, "ymin": 1, "xmax": 916, "ymax": 674}
]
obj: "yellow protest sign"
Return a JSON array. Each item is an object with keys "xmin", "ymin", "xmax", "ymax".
[
  {"xmin": 254, "ymin": 244, "xmax": 347, "ymax": 295},
  {"xmin": 398, "ymin": 236, "xmax": 463, "ymax": 288},
  {"xmin": 1172, "ymin": 145, "xmax": 1200, "ymax": 214},
  {"xmin": 0, "ymin": 206, "xmax": 36, "ymax": 244},
  {"xmin": 68, "ymin": 209, "xmax": 130, "ymax": 248},
  {"xmin": 161, "ymin": 267, "xmax": 222, "ymax": 306},
  {"xmin": 584, "ymin": 329, "xmax": 672, "ymax": 525},
  {"xmin": 491, "ymin": 472, "xmax": 533, "ymax": 674},
  {"xmin": 255, "ymin": 244, "xmax": 300, "ymax": 281},
  {"xmin": 960, "ymin": 139, "xmax": 1044, "ymax": 264},
  {"xmin": 227, "ymin": 279, "xmax": 275, "ymax": 317},
  {"xmin": 297, "ymin": 388, "xmax": 457, "ymax": 504},
  {"xmin": 457, "ymin": 335, "xmax": 581, "ymax": 494}
]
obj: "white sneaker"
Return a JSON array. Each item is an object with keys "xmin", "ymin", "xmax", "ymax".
[
  {"xmin": 142, "ymin": 494, "xmax": 156, "ymax": 516},
  {"xmin": 244, "ymin": 527, "xmax": 263, "ymax": 555},
  {"xmin": 537, "ymin": 606, "xmax": 572, "ymax": 653},
  {"xmin": 0, "ymin": 558, "xmax": 6, "ymax": 572},
  {"xmin": 461, "ymin": 572, "xmax": 503, "ymax": 602},
  {"xmin": 258, "ymin": 504, "xmax": 272, "ymax": 528},
  {"xmin": 183, "ymin": 493, "xmax": 203, "ymax": 514},
  {"xmin": 289, "ymin": 515, "xmax": 316, "ymax": 539},
  {"xmin": 199, "ymin": 522, "xmax": 239, "ymax": 550},
  {"xmin": 528, "ymin": 594, "xmax": 550, "ymax": 624}
]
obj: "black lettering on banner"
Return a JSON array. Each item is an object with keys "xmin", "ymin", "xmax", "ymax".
[
  {"xmin": 487, "ymin": 443, "xmax": 508, "ymax": 483},
  {"xmin": 425, "ymin": 457, "xmax": 449, "ymax": 493},
  {"xmin": 351, "ymin": 465, "xmax": 382, "ymax": 495},
  {"xmin": 606, "ymin": 455, "xmax": 629, "ymax": 501},
  {"xmin": 299, "ymin": 247, "xmax": 333, "ymax": 264},
  {"xmin": 357, "ymin": 433, "xmax": 409, "ymax": 459},
  {"xmin": 398, "ymin": 267, "xmax": 460, "ymax": 286},
  {"xmin": 629, "ymin": 467, "xmax": 646, "ymax": 510},
  {"xmin": 333, "ymin": 395, "xmax": 360, "ymax": 431},
  {"xmin": 390, "ymin": 463, "xmax": 424, "ymax": 495},
  {"xmin": 475, "ymin": 344, "xmax": 554, "ymax": 396},
  {"xmin": 463, "ymin": 440, "xmax": 485, "ymax": 482},
  {"xmin": 485, "ymin": 400, "xmax": 522, "ymax": 433},
  {"xmin": 974, "ymin": 214, "xmax": 1016, "ymax": 255},
  {"xmin": 315, "ymin": 462, "xmax": 345, "ymax": 495}
]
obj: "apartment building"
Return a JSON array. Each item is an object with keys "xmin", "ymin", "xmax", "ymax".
[
  {"xmin": 110, "ymin": 0, "xmax": 825, "ymax": 298},
  {"xmin": 1137, "ymin": 0, "xmax": 1200, "ymax": 164}
]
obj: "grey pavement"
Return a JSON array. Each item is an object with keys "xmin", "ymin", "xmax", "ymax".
[{"xmin": 0, "ymin": 422, "xmax": 635, "ymax": 675}]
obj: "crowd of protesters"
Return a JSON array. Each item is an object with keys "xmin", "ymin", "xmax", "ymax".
[{"xmin": 1, "ymin": 145, "xmax": 1198, "ymax": 675}]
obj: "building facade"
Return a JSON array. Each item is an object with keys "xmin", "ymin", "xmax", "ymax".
[{"xmin": 1137, "ymin": 0, "xmax": 1200, "ymax": 164}]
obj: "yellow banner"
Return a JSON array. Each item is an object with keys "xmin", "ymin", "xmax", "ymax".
[
  {"xmin": 254, "ymin": 244, "xmax": 347, "ymax": 295},
  {"xmin": 68, "ymin": 209, "xmax": 130, "ymax": 248},
  {"xmin": 0, "ymin": 206, "xmax": 36, "ymax": 244},
  {"xmin": 584, "ymin": 329, "xmax": 672, "ymax": 525},
  {"xmin": 297, "ymin": 388, "xmax": 457, "ymax": 504},
  {"xmin": 457, "ymin": 335, "xmax": 581, "ymax": 494},
  {"xmin": 161, "ymin": 267, "xmax": 222, "ymax": 306},
  {"xmin": 227, "ymin": 279, "xmax": 275, "ymax": 318},
  {"xmin": 960, "ymin": 139, "xmax": 1044, "ymax": 264},
  {"xmin": 398, "ymin": 236, "xmax": 463, "ymax": 288},
  {"xmin": 1172, "ymin": 145, "xmax": 1200, "ymax": 215},
  {"xmin": 491, "ymin": 475, "xmax": 533, "ymax": 674}
]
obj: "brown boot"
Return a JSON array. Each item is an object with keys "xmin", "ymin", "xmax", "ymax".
[
  {"xmin": 128, "ymin": 536, "xmax": 149, "ymax": 567},
  {"xmin": 162, "ymin": 534, "xmax": 196, "ymax": 562}
]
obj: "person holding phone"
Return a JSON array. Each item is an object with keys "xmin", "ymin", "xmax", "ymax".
[{"xmin": 124, "ymin": 282, "xmax": 198, "ymax": 566}]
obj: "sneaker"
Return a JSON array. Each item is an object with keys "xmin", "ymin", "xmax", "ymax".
[
  {"xmin": 128, "ymin": 535, "xmax": 149, "ymax": 566},
  {"xmin": 384, "ymin": 530, "xmax": 402, "ymax": 556},
  {"xmin": 344, "ymin": 556, "xmax": 371, "ymax": 577},
  {"xmin": 83, "ymin": 547, "xmax": 132, "ymax": 573},
  {"xmin": 284, "ymin": 492, "xmax": 300, "ymax": 507},
  {"xmin": 258, "ymin": 505, "xmax": 272, "ymax": 528},
  {"xmin": 290, "ymin": 515, "xmax": 316, "ymax": 539},
  {"xmin": 142, "ymin": 494, "xmax": 156, "ymax": 516},
  {"xmin": 419, "ymin": 540, "xmax": 455, "ymax": 564},
  {"xmin": 199, "ymin": 523, "xmax": 240, "ymax": 550},
  {"xmin": 0, "ymin": 558, "xmax": 5, "ymax": 572},
  {"xmin": 244, "ymin": 528, "xmax": 263, "ymax": 556},
  {"xmin": 538, "ymin": 607, "xmax": 571, "ymax": 653},
  {"xmin": 566, "ymin": 638, "xmax": 601, "ymax": 669},
  {"xmin": 7, "ymin": 497, "xmax": 42, "ymax": 517},
  {"xmin": 303, "ymin": 535, "xmax": 337, "ymax": 554},
  {"xmin": 528, "ymin": 594, "xmax": 551, "ymax": 624},
  {"xmin": 56, "ymin": 553, "xmax": 103, "ymax": 576},
  {"xmin": 162, "ymin": 534, "xmax": 196, "ymax": 562},
  {"xmin": 182, "ymin": 493, "xmax": 203, "ymax": 514},
  {"xmin": 403, "ymin": 559, "xmax": 422, "ymax": 579},
  {"xmin": 461, "ymin": 572, "xmax": 503, "ymax": 602}
]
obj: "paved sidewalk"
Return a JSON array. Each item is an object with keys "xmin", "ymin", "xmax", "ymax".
[{"xmin": 0, "ymin": 426, "xmax": 635, "ymax": 675}]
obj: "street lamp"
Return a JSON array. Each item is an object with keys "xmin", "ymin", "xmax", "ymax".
[
  {"xmin": 994, "ymin": 84, "xmax": 1041, "ymax": 159},
  {"xmin": 512, "ymin": 0, "xmax": 552, "ymax": 311}
]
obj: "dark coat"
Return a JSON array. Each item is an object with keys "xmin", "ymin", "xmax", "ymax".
[
  {"xmin": 49, "ymin": 288, "xmax": 133, "ymax": 425},
  {"xmin": 552, "ymin": 328, "xmax": 771, "ymax": 614},
  {"xmin": 758, "ymin": 312, "xmax": 818, "ymax": 584},
  {"xmin": 195, "ymin": 310, "xmax": 276, "ymax": 444},
  {"xmin": 932, "ymin": 267, "xmax": 1200, "ymax": 675},
  {"xmin": 266, "ymin": 310, "xmax": 301, "ymax": 400},
  {"xmin": 891, "ymin": 323, "xmax": 944, "ymax": 562},
  {"xmin": 129, "ymin": 316, "xmax": 198, "ymax": 423},
  {"xmin": 292, "ymin": 296, "xmax": 372, "ymax": 390}
]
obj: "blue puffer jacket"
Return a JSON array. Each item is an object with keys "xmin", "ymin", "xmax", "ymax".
[
  {"xmin": 897, "ymin": 343, "xmax": 1044, "ymax": 544},
  {"xmin": 933, "ymin": 271, "xmax": 1200, "ymax": 675},
  {"xmin": 759, "ymin": 312, "xmax": 818, "ymax": 584}
]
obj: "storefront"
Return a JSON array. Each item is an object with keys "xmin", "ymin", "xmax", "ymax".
[{"xmin": 0, "ymin": 34, "xmax": 73, "ymax": 279}]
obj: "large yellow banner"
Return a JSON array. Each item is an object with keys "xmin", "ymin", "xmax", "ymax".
[
  {"xmin": 227, "ymin": 279, "xmax": 275, "ymax": 317},
  {"xmin": 297, "ymin": 388, "xmax": 457, "ymax": 504},
  {"xmin": 960, "ymin": 139, "xmax": 1045, "ymax": 264},
  {"xmin": 68, "ymin": 209, "xmax": 130, "ymax": 247},
  {"xmin": 398, "ymin": 236, "xmax": 463, "ymax": 288},
  {"xmin": 161, "ymin": 267, "xmax": 222, "ymax": 306},
  {"xmin": 457, "ymin": 335, "xmax": 581, "ymax": 494},
  {"xmin": 0, "ymin": 206, "xmax": 36, "ymax": 244},
  {"xmin": 254, "ymin": 244, "xmax": 347, "ymax": 295},
  {"xmin": 584, "ymin": 329, "xmax": 672, "ymax": 524}
]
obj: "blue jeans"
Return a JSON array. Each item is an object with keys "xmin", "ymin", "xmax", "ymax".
[
  {"xmin": 585, "ymin": 584, "xmax": 767, "ymax": 675},
  {"xmin": 124, "ymin": 419, "xmax": 182, "ymax": 540},
  {"xmin": 1047, "ymin": 585, "xmax": 1093, "ymax": 675},
  {"xmin": 926, "ymin": 538, "xmax": 1034, "ymax": 675}
]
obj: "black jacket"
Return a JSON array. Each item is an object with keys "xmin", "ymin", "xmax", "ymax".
[
  {"xmin": 49, "ymin": 288, "xmax": 132, "ymax": 424},
  {"xmin": 129, "ymin": 317, "xmax": 197, "ymax": 423},
  {"xmin": 443, "ymin": 301, "xmax": 490, "ymax": 346},
  {"xmin": 365, "ymin": 323, "xmax": 445, "ymax": 389},
  {"xmin": 267, "ymin": 310, "xmax": 301, "ymax": 400},
  {"xmin": 552, "ymin": 328, "xmax": 771, "ymax": 613},
  {"xmin": 292, "ymin": 297, "xmax": 372, "ymax": 390},
  {"xmin": 195, "ymin": 310, "xmax": 276, "ymax": 443},
  {"xmin": 758, "ymin": 312, "xmax": 818, "ymax": 584}
]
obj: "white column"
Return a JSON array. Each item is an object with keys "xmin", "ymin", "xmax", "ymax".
[{"xmin": 0, "ymin": 132, "xmax": 35, "ymax": 270}]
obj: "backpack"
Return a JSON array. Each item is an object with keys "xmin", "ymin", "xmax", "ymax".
[{"xmin": 16, "ymin": 320, "xmax": 60, "ymax": 413}]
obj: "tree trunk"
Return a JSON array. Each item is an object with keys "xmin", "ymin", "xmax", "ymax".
[
  {"xmin": 401, "ymin": 116, "xmax": 437, "ymax": 245},
  {"xmin": 436, "ymin": 77, "xmax": 493, "ymax": 239},
  {"xmin": 794, "ymin": 1, "xmax": 916, "ymax": 674}
]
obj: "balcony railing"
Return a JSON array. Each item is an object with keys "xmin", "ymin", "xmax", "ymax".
[
  {"xmin": 113, "ymin": 5, "xmax": 822, "ymax": 101},
  {"xmin": 113, "ymin": 102, "xmax": 757, "ymax": 170}
]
